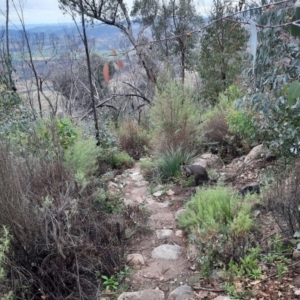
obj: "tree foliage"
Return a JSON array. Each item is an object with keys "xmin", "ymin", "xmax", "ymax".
[
  {"xmin": 237, "ymin": 0, "xmax": 300, "ymax": 158},
  {"xmin": 198, "ymin": 0, "xmax": 248, "ymax": 105},
  {"xmin": 150, "ymin": 72, "xmax": 202, "ymax": 150},
  {"xmin": 151, "ymin": 0, "xmax": 204, "ymax": 81}
]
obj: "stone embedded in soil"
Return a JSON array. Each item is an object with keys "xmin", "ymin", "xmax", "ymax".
[
  {"xmin": 293, "ymin": 249, "xmax": 300, "ymax": 259},
  {"xmin": 108, "ymin": 181, "xmax": 119, "ymax": 189},
  {"xmin": 152, "ymin": 244, "xmax": 182, "ymax": 260},
  {"xmin": 156, "ymin": 229, "xmax": 173, "ymax": 239},
  {"xmin": 212, "ymin": 296, "xmax": 231, "ymax": 300},
  {"xmin": 198, "ymin": 153, "xmax": 224, "ymax": 169},
  {"xmin": 126, "ymin": 253, "xmax": 145, "ymax": 266},
  {"xmin": 167, "ymin": 285, "xmax": 193, "ymax": 300},
  {"xmin": 175, "ymin": 209, "xmax": 186, "ymax": 220},
  {"xmin": 129, "ymin": 172, "xmax": 144, "ymax": 181},
  {"xmin": 153, "ymin": 191, "xmax": 163, "ymax": 197},
  {"xmin": 175, "ymin": 230, "xmax": 183, "ymax": 238},
  {"xmin": 244, "ymin": 144, "xmax": 265, "ymax": 164},
  {"xmin": 117, "ymin": 289, "xmax": 164, "ymax": 300},
  {"xmin": 131, "ymin": 186, "xmax": 149, "ymax": 196},
  {"xmin": 294, "ymin": 275, "xmax": 300, "ymax": 287},
  {"xmin": 167, "ymin": 189, "xmax": 175, "ymax": 196}
]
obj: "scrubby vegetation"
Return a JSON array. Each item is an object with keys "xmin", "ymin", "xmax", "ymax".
[
  {"xmin": 150, "ymin": 74, "xmax": 203, "ymax": 152},
  {"xmin": 0, "ymin": 118, "xmax": 145, "ymax": 298},
  {"xmin": 2, "ymin": 0, "xmax": 300, "ymax": 297},
  {"xmin": 178, "ymin": 186, "xmax": 255, "ymax": 276}
]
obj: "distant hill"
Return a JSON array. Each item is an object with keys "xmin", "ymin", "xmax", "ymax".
[{"xmin": 3, "ymin": 23, "xmax": 140, "ymax": 51}]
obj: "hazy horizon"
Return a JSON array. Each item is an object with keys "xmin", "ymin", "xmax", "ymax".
[{"xmin": 0, "ymin": 0, "xmax": 226, "ymax": 27}]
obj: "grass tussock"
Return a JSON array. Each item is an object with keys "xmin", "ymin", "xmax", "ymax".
[{"xmin": 140, "ymin": 145, "xmax": 197, "ymax": 184}]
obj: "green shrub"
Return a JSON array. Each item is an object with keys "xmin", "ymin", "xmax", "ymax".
[
  {"xmin": 14, "ymin": 117, "xmax": 78, "ymax": 162},
  {"xmin": 0, "ymin": 226, "xmax": 13, "ymax": 299},
  {"xmin": 226, "ymin": 108, "xmax": 256, "ymax": 144},
  {"xmin": 178, "ymin": 186, "xmax": 245, "ymax": 233},
  {"xmin": 64, "ymin": 136, "xmax": 99, "ymax": 177},
  {"xmin": 111, "ymin": 151, "xmax": 134, "ymax": 169},
  {"xmin": 150, "ymin": 73, "xmax": 203, "ymax": 151},
  {"xmin": 0, "ymin": 85, "xmax": 34, "ymax": 141},
  {"xmin": 178, "ymin": 186, "xmax": 254, "ymax": 276},
  {"xmin": 56, "ymin": 118, "xmax": 78, "ymax": 149},
  {"xmin": 200, "ymin": 87, "xmax": 252, "ymax": 161},
  {"xmin": 82, "ymin": 118, "xmax": 118, "ymax": 149}
]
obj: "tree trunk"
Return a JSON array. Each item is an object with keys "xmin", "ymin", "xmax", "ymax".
[
  {"xmin": 6, "ymin": 0, "xmax": 13, "ymax": 89},
  {"xmin": 79, "ymin": 0, "xmax": 101, "ymax": 146}
]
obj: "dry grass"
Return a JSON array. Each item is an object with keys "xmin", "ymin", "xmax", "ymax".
[
  {"xmin": 265, "ymin": 161, "xmax": 300, "ymax": 237},
  {"xmin": 0, "ymin": 141, "xmax": 146, "ymax": 299},
  {"xmin": 118, "ymin": 119, "xmax": 150, "ymax": 160}
]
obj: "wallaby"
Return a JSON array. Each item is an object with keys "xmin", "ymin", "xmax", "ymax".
[
  {"xmin": 181, "ymin": 164, "xmax": 215, "ymax": 186},
  {"xmin": 239, "ymin": 184, "xmax": 261, "ymax": 196}
]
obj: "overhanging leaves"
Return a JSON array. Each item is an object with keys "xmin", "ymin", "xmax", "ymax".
[
  {"xmin": 288, "ymin": 81, "xmax": 300, "ymax": 106},
  {"xmin": 291, "ymin": 6, "xmax": 300, "ymax": 37}
]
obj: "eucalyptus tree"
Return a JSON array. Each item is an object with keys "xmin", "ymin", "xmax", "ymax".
[
  {"xmin": 237, "ymin": 0, "xmax": 300, "ymax": 158},
  {"xmin": 150, "ymin": 0, "xmax": 204, "ymax": 82},
  {"xmin": 197, "ymin": 0, "xmax": 248, "ymax": 105}
]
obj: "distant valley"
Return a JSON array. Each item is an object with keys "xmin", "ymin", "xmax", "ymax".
[{"xmin": 3, "ymin": 22, "xmax": 140, "ymax": 52}]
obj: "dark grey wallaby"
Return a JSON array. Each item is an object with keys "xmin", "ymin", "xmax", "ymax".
[{"xmin": 181, "ymin": 165, "xmax": 216, "ymax": 186}]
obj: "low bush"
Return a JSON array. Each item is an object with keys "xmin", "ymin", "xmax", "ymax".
[
  {"xmin": 265, "ymin": 161, "xmax": 300, "ymax": 236},
  {"xmin": 150, "ymin": 73, "xmax": 203, "ymax": 152},
  {"xmin": 223, "ymin": 238, "xmax": 292, "ymax": 297},
  {"xmin": 201, "ymin": 88, "xmax": 251, "ymax": 162},
  {"xmin": 178, "ymin": 186, "xmax": 255, "ymax": 276},
  {"xmin": 238, "ymin": 81, "xmax": 300, "ymax": 160},
  {"xmin": 0, "ymin": 141, "xmax": 146, "ymax": 299},
  {"xmin": 111, "ymin": 151, "xmax": 135, "ymax": 169},
  {"xmin": 139, "ymin": 159, "xmax": 159, "ymax": 183},
  {"xmin": 118, "ymin": 119, "xmax": 151, "ymax": 160},
  {"xmin": 64, "ymin": 136, "xmax": 99, "ymax": 177}
]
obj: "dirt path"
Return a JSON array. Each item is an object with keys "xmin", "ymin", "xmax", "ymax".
[{"xmin": 112, "ymin": 163, "xmax": 228, "ymax": 300}]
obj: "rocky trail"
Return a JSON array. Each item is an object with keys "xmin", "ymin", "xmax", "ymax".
[
  {"xmin": 105, "ymin": 163, "xmax": 230, "ymax": 300},
  {"xmin": 101, "ymin": 144, "xmax": 300, "ymax": 300}
]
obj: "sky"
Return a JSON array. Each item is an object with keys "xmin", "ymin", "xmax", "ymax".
[
  {"xmin": 0, "ymin": 0, "xmax": 133, "ymax": 26},
  {"xmin": 0, "ymin": 0, "xmax": 218, "ymax": 27}
]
